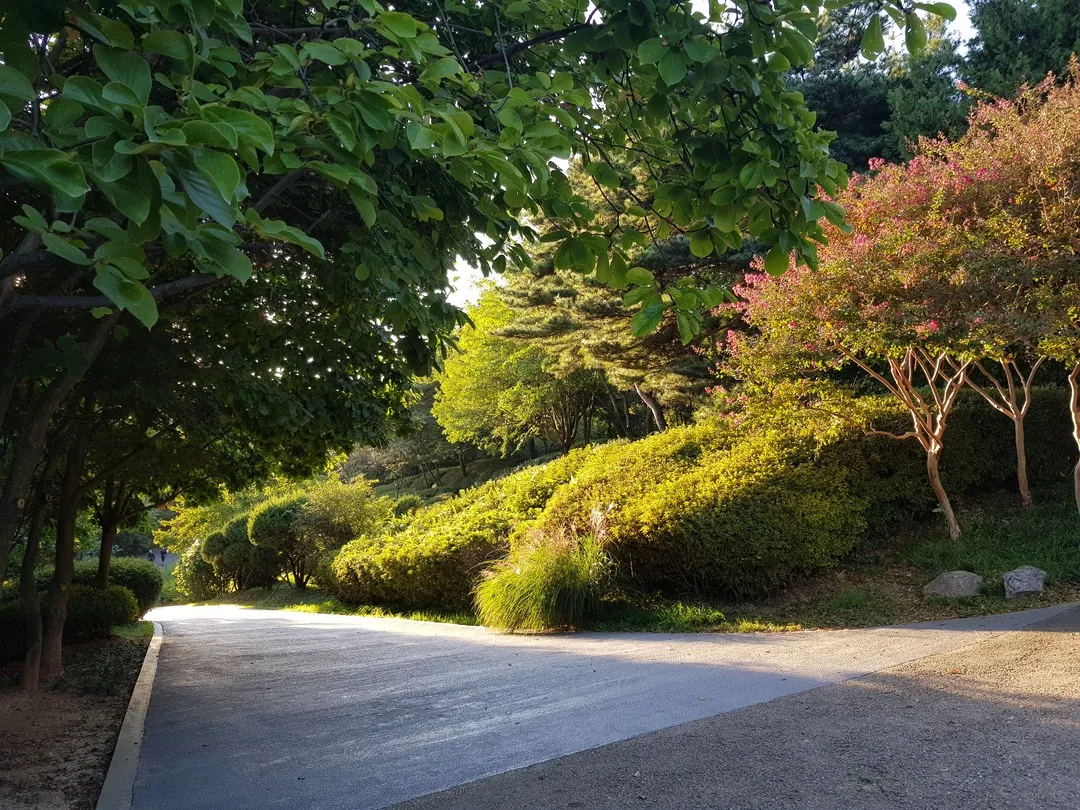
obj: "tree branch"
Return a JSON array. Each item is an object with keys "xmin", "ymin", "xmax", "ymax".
[{"xmin": 5, "ymin": 274, "xmax": 225, "ymax": 312}]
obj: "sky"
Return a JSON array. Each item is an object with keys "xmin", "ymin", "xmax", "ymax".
[{"xmin": 444, "ymin": 1, "xmax": 977, "ymax": 309}]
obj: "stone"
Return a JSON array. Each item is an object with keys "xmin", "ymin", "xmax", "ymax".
[
  {"xmin": 1003, "ymin": 566, "xmax": 1046, "ymax": 600},
  {"xmin": 923, "ymin": 571, "xmax": 984, "ymax": 599}
]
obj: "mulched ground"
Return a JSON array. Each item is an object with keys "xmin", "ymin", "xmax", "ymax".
[{"xmin": 0, "ymin": 635, "xmax": 150, "ymax": 810}]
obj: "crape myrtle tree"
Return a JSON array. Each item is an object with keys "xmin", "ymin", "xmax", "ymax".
[
  {"xmin": 0, "ymin": 0, "xmax": 953, "ymax": 581},
  {"xmin": 725, "ymin": 73, "xmax": 1080, "ymax": 537}
]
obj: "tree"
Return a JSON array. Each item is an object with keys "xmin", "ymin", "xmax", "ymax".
[
  {"xmin": 966, "ymin": 0, "xmax": 1080, "ymax": 97},
  {"xmin": 434, "ymin": 290, "xmax": 606, "ymax": 454}
]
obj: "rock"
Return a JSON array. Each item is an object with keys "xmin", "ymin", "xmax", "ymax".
[
  {"xmin": 1003, "ymin": 566, "xmax": 1046, "ymax": 600},
  {"xmin": 923, "ymin": 571, "xmax": 984, "ymax": 599}
]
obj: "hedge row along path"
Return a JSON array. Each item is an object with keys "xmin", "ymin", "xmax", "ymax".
[{"xmin": 130, "ymin": 604, "xmax": 1075, "ymax": 810}]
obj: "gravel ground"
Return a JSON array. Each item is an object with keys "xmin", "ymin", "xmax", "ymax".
[{"xmin": 394, "ymin": 605, "xmax": 1080, "ymax": 810}]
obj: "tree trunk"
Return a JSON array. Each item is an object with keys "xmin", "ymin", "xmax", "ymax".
[
  {"xmin": 96, "ymin": 518, "xmax": 119, "ymax": 588},
  {"xmin": 19, "ymin": 497, "xmax": 50, "ymax": 692},
  {"xmin": 633, "ymin": 384, "xmax": 666, "ymax": 432},
  {"xmin": 40, "ymin": 417, "xmax": 93, "ymax": 682},
  {"xmin": 1014, "ymin": 415, "xmax": 1032, "ymax": 508},
  {"xmin": 926, "ymin": 449, "xmax": 960, "ymax": 540},
  {"xmin": 1070, "ymin": 364, "xmax": 1080, "ymax": 515},
  {"xmin": 528, "ymin": 437, "xmax": 537, "ymax": 459}
]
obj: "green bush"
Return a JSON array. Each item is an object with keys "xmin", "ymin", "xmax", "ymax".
[
  {"xmin": 82, "ymin": 558, "xmax": 163, "ymax": 614},
  {"xmin": 0, "ymin": 585, "xmax": 139, "ymax": 662},
  {"xmin": 598, "ymin": 430, "xmax": 867, "ymax": 598},
  {"xmin": 475, "ymin": 525, "xmax": 612, "ymax": 631},
  {"xmin": 329, "ymin": 451, "xmax": 594, "ymax": 608},
  {"xmin": 63, "ymin": 585, "xmax": 140, "ymax": 642},
  {"xmin": 175, "ymin": 542, "xmax": 223, "ymax": 600},
  {"xmin": 33, "ymin": 558, "xmax": 163, "ymax": 616},
  {"xmin": 392, "ymin": 494, "xmax": 424, "ymax": 516}
]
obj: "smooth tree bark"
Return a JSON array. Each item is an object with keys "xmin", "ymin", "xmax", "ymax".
[
  {"xmin": 843, "ymin": 347, "xmax": 971, "ymax": 540},
  {"xmin": 95, "ymin": 478, "xmax": 134, "ymax": 588},
  {"xmin": 967, "ymin": 358, "xmax": 1045, "ymax": 507},
  {"xmin": 633, "ymin": 383, "xmax": 667, "ymax": 432}
]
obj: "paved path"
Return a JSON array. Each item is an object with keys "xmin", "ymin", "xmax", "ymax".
[{"xmin": 132, "ymin": 603, "xmax": 1075, "ymax": 810}]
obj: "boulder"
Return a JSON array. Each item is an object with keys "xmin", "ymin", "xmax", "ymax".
[
  {"xmin": 923, "ymin": 570, "xmax": 983, "ymax": 599},
  {"xmin": 1003, "ymin": 566, "xmax": 1046, "ymax": 600}
]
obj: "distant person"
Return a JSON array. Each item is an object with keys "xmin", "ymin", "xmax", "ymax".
[
  {"xmin": 160, "ymin": 548, "xmax": 167, "ymax": 564},
  {"xmin": 147, "ymin": 549, "xmax": 156, "ymax": 564}
]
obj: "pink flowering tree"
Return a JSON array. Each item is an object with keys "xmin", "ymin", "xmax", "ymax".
[{"xmin": 723, "ymin": 69, "xmax": 1080, "ymax": 535}]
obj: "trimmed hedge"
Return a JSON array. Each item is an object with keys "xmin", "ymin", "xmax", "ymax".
[
  {"xmin": 33, "ymin": 558, "xmax": 164, "ymax": 616},
  {"xmin": 0, "ymin": 584, "xmax": 140, "ymax": 662}
]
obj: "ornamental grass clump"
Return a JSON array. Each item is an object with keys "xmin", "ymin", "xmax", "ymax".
[{"xmin": 475, "ymin": 511, "xmax": 613, "ymax": 632}]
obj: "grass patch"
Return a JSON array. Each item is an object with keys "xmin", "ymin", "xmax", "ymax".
[
  {"xmin": 158, "ymin": 565, "xmax": 180, "ymax": 605},
  {"xmin": 113, "ymin": 620, "xmax": 155, "ymax": 640},
  {"xmin": 903, "ymin": 499, "xmax": 1080, "ymax": 586}
]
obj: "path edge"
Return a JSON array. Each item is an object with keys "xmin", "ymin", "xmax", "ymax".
[{"xmin": 96, "ymin": 620, "xmax": 163, "ymax": 810}]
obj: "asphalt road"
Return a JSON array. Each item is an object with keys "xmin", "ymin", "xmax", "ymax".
[{"xmin": 131, "ymin": 603, "xmax": 1076, "ymax": 810}]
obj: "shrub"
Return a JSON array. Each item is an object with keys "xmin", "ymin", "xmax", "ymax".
[
  {"xmin": 293, "ymin": 476, "xmax": 394, "ymax": 551},
  {"xmin": 33, "ymin": 558, "xmax": 164, "ymax": 616},
  {"xmin": 174, "ymin": 542, "xmax": 223, "ymax": 601},
  {"xmin": 328, "ymin": 451, "xmax": 594, "ymax": 608},
  {"xmin": 249, "ymin": 493, "xmax": 311, "ymax": 585},
  {"xmin": 475, "ymin": 516, "xmax": 612, "ymax": 631},
  {"xmin": 63, "ymin": 585, "xmax": 140, "ymax": 641},
  {"xmin": 82, "ymin": 558, "xmax": 163, "ymax": 615},
  {"xmin": 0, "ymin": 585, "xmax": 139, "ymax": 662},
  {"xmin": 392, "ymin": 494, "xmax": 424, "ymax": 516},
  {"xmin": 602, "ymin": 430, "xmax": 866, "ymax": 598}
]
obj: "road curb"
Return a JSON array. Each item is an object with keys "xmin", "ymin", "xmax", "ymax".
[{"xmin": 96, "ymin": 621, "xmax": 163, "ymax": 810}]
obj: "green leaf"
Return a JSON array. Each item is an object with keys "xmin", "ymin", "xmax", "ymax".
[
  {"xmin": 861, "ymin": 15, "xmax": 885, "ymax": 60},
  {"xmin": 303, "ymin": 41, "xmax": 347, "ymax": 65},
  {"xmin": 622, "ymin": 287, "xmax": 653, "ymax": 306},
  {"xmin": 631, "ymin": 300, "xmax": 665, "ymax": 336},
  {"xmin": 325, "ymin": 113, "xmax": 356, "ymax": 151},
  {"xmin": 689, "ymin": 230, "xmax": 714, "ymax": 258},
  {"xmin": 143, "ymin": 30, "xmax": 192, "ymax": 60},
  {"xmin": 683, "ymin": 36, "xmax": 714, "ymax": 63},
  {"xmin": 0, "ymin": 101, "xmax": 9, "ymax": 133},
  {"xmin": 914, "ymin": 2, "xmax": 956, "ymax": 22},
  {"xmin": 201, "ymin": 238, "xmax": 252, "ymax": 281},
  {"xmin": 245, "ymin": 209, "xmax": 325, "ymax": 258},
  {"xmin": 637, "ymin": 38, "xmax": 666, "ymax": 64},
  {"xmin": 407, "ymin": 121, "xmax": 436, "ymax": 150},
  {"xmin": 41, "ymin": 232, "xmax": 91, "ymax": 265},
  {"xmin": 168, "ymin": 155, "xmax": 235, "ymax": 227},
  {"xmin": 1, "ymin": 150, "xmax": 89, "ymax": 199},
  {"xmin": 0, "ymin": 65, "xmax": 35, "ymax": 102},
  {"xmin": 905, "ymin": 13, "xmax": 928, "ymax": 54},
  {"xmin": 93, "ymin": 266, "xmax": 158, "ymax": 327},
  {"xmin": 420, "ymin": 57, "xmax": 462, "ymax": 84},
  {"xmin": 764, "ymin": 246, "xmax": 790, "ymax": 276},
  {"xmin": 91, "ymin": 307, "xmax": 113, "ymax": 318},
  {"xmin": 204, "ymin": 106, "xmax": 275, "ymax": 155},
  {"xmin": 195, "ymin": 150, "xmax": 242, "ymax": 203},
  {"xmin": 379, "ymin": 11, "xmax": 419, "ymax": 39},
  {"xmin": 658, "ymin": 51, "xmax": 687, "ymax": 86},
  {"xmin": 93, "ymin": 46, "xmax": 151, "ymax": 105},
  {"xmin": 626, "ymin": 266, "xmax": 654, "ymax": 286},
  {"xmin": 181, "ymin": 120, "xmax": 238, "ymax": 149}
]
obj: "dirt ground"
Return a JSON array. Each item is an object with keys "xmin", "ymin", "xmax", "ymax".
[{"xmin": 0, "ymin": 637, "xmax": 149, "ymax": 810}]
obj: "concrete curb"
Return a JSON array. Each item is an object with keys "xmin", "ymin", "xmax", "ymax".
[{"xmin": 96, "ymin": 621, "xmax": 163, "ymax": 810}]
